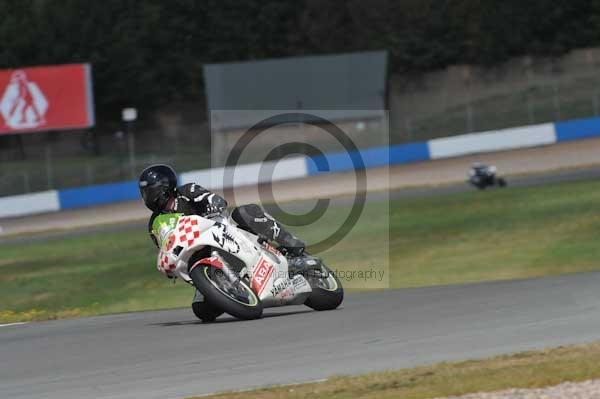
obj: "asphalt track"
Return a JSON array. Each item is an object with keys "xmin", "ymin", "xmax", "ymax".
[{"xmin": 3, "ymin": 271, "xmax": 600, "ymax": 399}]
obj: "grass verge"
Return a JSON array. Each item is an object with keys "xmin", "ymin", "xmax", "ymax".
[{"xmin": 189, "ymin": 341, "xmax": 600, "ymax": 399}]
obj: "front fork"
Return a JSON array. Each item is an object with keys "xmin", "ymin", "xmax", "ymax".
[
  {"xmin": 192, "ymin": 251, "xmax": 246, "ymax": 303},
  {"xmin": 210, "ymin": 250, "xmax": 247, "ymax": 283}
]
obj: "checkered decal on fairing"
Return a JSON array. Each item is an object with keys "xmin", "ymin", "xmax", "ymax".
[
  {"xmin": 157, "ymin": 216, "xmax": 205, "ymax": 275},
  {"xmin": 177, "ymin": 216, "xmax": 203, "ymax": 246},
  {"xmin": 158, "ymin": 253, "xmax": 176, "ymax": 272}
]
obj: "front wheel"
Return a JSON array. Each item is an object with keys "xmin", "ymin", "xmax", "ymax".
[
  {"xmin": 304, "ymin": 263, "xmax": 344, "ymax": 311},
  {"xmin": 190, "ymin": 264, "xmax": 263, "ymax": 320}
]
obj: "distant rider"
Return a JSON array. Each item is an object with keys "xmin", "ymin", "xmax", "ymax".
[{"xmin": 469, "ymin": 162, "xmax": 496, "ymax": 179}]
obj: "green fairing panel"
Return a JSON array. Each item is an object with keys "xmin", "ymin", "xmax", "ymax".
[{"xmin": 151, "ymin": 213, "xmax": 183, "ymax": 248}]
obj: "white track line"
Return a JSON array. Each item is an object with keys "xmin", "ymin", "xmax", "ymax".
[{"xmin": 0, "ymin": 322, "xmax": 28, "ymax": 327}]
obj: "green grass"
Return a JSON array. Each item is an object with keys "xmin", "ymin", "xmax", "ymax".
[
  {"xmin": 0, "ymin": 229, "xmax": 195, "ymax": 322},
  {"xmin": 3, "ymin": 178, "xmax": 600, "ymax": 322},
  {"xmin": 390, "ymin": 180, "xmax": 600, "ymax": 287},
  {"xmin": 188, "ymin": 341, "xmax": 600, "ymax": 399}
]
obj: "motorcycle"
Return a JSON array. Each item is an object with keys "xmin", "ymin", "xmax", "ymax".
[
  {"xmin": 152, "ymin": 213, "xmax": 344, "ymax": 321},
  {"xmin": 468, "ymin": 164, "xmax": 507, "ymax": 190}
]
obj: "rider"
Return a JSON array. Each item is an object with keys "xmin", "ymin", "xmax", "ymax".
[
  {"xmin": 470, "ymin": 162, "xmax": 497, "ymax": 177},
  {"xmin": 138, "ymin": 164, "xmax": 306, "ymax": 263}
]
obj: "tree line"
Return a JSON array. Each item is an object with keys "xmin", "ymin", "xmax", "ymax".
[{"xmin": 2, "ymin": 0, "xmax": 600, "ymax": 123}]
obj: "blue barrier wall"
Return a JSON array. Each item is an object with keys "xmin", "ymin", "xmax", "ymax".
[
  {"xmin": 8, "ymin": 114, "xmax": 600, "ymax": 217},
  {"xmin": 390, "ymin": 142, "xmax": 431, "ymax": 164},
  {"xmin": 58, "ymin": 180, "xmax": 139, "ymax": 209},
  {"xmin": 555, "ymin": 116, "xmax": 600, "ymax": 142},
  {"xmin": 306, "ymin": 142, "xmax": 430, "ymax": 175}
]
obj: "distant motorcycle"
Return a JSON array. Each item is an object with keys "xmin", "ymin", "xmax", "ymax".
[
  {"xmin": 152, "ymin": 213, "xmax": 343, "ymax": 321},
  {"xmin": 468, "ymin": 163, "xmax": 507, "ymax": 190}
]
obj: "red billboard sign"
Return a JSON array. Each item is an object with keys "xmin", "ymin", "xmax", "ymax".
[{"xmin": 0, "ymin": 63, "xmax": 94, "ymax": 134}]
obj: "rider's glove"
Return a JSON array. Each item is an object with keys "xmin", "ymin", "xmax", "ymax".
[{"xmin": 202, "ymin": 194, "xmax": 227, "ymax": 217}]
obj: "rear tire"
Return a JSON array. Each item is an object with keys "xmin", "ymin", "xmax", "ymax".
[
  {"xmin": 190, "ymin": 265, "xmax": 263, "ymax": 320},
  {"xmin": 305, "ymin": 263, "xmax": 344, "ymax": 311},
  {"xmin": 497, "ymin": 177, "xmax": 507, "ymax": 187}
]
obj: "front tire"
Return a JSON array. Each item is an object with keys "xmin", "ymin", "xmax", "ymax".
[
  {"xmin": 190, "ymin": 264, "xmax": 263, "ymax": 320},
  {"xmin": 305, "ymin": 263, "xmax": 344, "ymax": 311}
]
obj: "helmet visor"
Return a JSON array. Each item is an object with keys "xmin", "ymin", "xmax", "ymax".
[{"xmin": 141, "ymin": 184, "xmax": 170, "ymax": 212}]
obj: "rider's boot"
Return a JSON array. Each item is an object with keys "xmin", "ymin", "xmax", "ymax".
[
  {"xmin": 191, "ymin": 290, "xmax": 223, "ymax": 322},
  {"xmin": 277, "ymin": 229, "xmax": 305, "ymax": 257},
  {"xmin": 288, "ymin": 254, "xmax": 322, "ymax": 277},
  {"xmin": 271, "ymin": 222, "xmax": 324, "ymax": 278}
]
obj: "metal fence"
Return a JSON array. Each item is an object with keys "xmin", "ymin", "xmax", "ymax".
[
  {"xmin": 389, "ymin": 47, "xmax": 600, "ymax": 144},
  {"xmin": 3, "ymin": 48, "xmax": 600, "ymax": 198},
  {"xmin": 0, "ymin": 118, "xmax": 212, "ymax": 197}
]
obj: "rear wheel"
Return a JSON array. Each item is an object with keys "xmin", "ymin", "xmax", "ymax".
[
  {"xmin": 190, "ymin": 264, "xmax": 263, "ymax": 320},
  {"xmin": 304, "ymin": 263, "xmax": 344, "ymax": 311},
  {"xmin": 497, "ymin": 177, "xmax": 507, "ymax": 187}
]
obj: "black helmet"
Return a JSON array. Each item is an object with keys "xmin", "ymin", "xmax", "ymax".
[{"xmin": 138, "ymin": 164, "xmax": 177, "ymax": 212}]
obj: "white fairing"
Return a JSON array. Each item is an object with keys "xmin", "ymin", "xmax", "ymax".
[{"xmin": 155, "ymin": 214, "xmax": 312, "ymax": 308}]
